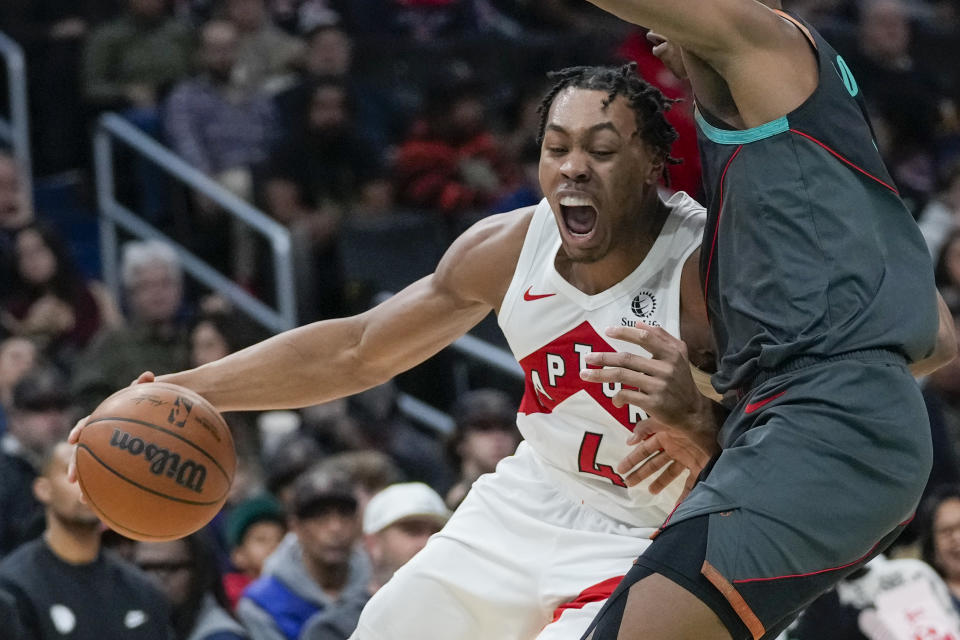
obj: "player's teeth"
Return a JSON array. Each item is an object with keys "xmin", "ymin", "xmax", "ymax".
[{"xmin": 559, "ymin": 196, "xmax": 592, "ymax": 207}]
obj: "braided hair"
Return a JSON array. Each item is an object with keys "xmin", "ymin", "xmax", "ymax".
[{"xmin": 536, "ymin": 62, "xmax": 681, "ymax": 171}]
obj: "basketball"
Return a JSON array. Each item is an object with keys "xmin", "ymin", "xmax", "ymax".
[{"xmin": 75, "ymin": 381, "xmax": 236, "ymax": 541}]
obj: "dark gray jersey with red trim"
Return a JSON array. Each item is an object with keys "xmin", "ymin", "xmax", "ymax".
[{"xmin": 696, "ymin": 11, "xmax": 938, "ymax": 394}]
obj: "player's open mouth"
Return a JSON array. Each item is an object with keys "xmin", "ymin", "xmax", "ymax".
[{"xmin": 559, "ymin": 196, "xmax": 598, "ymax": 238}]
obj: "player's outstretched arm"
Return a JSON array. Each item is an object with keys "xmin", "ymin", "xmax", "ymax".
[
  {"xmin": 156, "ymin": 209, "xmax": 532, "ymax": 413},
  {"xmin": 581, "ymin": 0, "xmax": 783, "ymax": 58},
  {"xmin": 583, "ymin": 0, "xmax": 819, "ymax": 128},
  {"xmin": 910, "ymin": 291, "xmax": 958, "ymax": 378}
]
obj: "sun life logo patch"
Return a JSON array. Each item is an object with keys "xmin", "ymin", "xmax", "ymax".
[{"xmin": 631, "ymin": 292, "xmax": 657, "ymax": 318}]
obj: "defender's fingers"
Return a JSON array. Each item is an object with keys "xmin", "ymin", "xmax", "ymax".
[
  {"xmin": 647, "ymin": 30, "xmax": 667, "ymax": 45},
  {"xmin": 579, "ymin": 364, "xmax": 662, "ymax": 395},
  {"xmin": 604, "ymin": 325, "xmax": 682, "ymax": 360},
  {"xmin": 616, "ymin": 437, "xmax": 664, "ymax": 474},
  {"xmin": 623, "ymin": 453, "xmax": 672, "ymax": 487},
  {"xmin": 649, "ymin": 463, "xmax": 685, "ymax": 494},
  {"xmin": 651, "ymin": 42, "xmax": 670, "ymax": 58},
  {"xmin": 583, "ymin": 349, "xmax": 667, "ymax": 374},
  {"xmin": 627, "ymin": 419, "xmax": 666, "ymax": 445}
]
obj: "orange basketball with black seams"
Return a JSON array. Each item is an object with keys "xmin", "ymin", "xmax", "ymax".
[{"xmin": 76, "ymin": 381, "xmax": 236, "ymax": 541}]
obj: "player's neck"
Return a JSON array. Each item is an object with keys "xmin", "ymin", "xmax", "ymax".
[{"xmin": 44, "ymin": 520, "xmax": 101, "ymax": 565}]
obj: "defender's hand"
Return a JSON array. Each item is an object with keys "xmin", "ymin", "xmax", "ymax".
[
  {"xmin": 617, "ymin": 419, "xmax": 718, "ymax": 499},
  {"xmin": 648, "ymin": 31, "xmax": 688, "ymax": 80},
  {"xmin": 579, "ymin": 325, "xmax": 712, "ymax": 433}
]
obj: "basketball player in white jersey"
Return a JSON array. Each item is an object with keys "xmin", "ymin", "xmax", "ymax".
[{"xmin": 69, "ymin": 63, "xmax": 722, "ymax": 638}]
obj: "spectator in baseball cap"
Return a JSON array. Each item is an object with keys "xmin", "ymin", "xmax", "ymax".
[
  {"xmin": 299, "ymin": 482, "xmax": 450, "ymax": 640},
  {"xmin": 362, "ymin": 482, "xmax": 450, "ymax": 588},
  {"xmin": 236, "ymin": 465, "xmax": 369, "ymax": 640}
]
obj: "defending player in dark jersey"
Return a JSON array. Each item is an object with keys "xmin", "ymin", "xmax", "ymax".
[{"xmin": 575, "ymin": 1, "xmax": 958, "ymax": 639}]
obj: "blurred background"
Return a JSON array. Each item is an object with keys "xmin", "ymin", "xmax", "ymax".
[{"xmin": 2, "ymin": 1, "xmax": 960, "ymax": 638}]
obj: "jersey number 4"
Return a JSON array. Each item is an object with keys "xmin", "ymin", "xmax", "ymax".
[{"xmin": 578, "ymin": 432, "xmax": 627, "ymax": 487}]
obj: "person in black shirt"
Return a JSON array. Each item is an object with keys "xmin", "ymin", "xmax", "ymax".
[
  {"xmin": 0, "ymin": 441, "xmax": 171, "ymax": 639},
  {"xmin": 262, "ymin": 78, "xmax": 390, "ymax": 321}
]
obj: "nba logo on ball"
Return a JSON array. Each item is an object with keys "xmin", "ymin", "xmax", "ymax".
[{"xmin": 76, "ymin": 382, "xmax": 236, "ymax": 541}]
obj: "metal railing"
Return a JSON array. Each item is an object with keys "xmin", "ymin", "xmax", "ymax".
[
  {"xmin": 94, "ymin": 113, "xmax": 297, "ymax": 334},
  {"xmin": 93, "ymin": 114, "xmax": 523, "ymax": 435},
  {"xmin": 372, "ymin": 291, "xmax": 523, "ymax": 435},
  {"xmin": 0, "ymin": 31, "xmax": 32, "ymax": 213},
  {"xmin": 392, "ymin": 329, "xmax": 523, "ymax": 435},
  {"xmin": 389, "ymin": 333, "xmax": 521, "ymax": 435}
]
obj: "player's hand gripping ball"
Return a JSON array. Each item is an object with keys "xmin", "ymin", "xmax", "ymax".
[{"xmin": 75, "ymin": 382, "xmax": 236, "ymax": 541}]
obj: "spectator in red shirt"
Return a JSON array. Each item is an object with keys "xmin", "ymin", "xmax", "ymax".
[
  {"xmin": 394, "ymin": 80, "xmax": 517, "ymax": 222},
  {"xmin": 617, "ymin": 28, "xmax": 702, "ymax": 198},
  {"xmin": 222, "ymin": 495, "xmax": 287, "ymax": 610}
]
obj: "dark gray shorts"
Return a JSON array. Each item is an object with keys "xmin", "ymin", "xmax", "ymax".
[{"xmin": 587, "ymin": 350, "xmax": 931, "ymax": 639}]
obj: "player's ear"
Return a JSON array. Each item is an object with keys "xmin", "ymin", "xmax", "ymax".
[
  {"xmin": 33, "ymin": 476, "xmax": 52, "ymax": 504},
  {"xmin": 645, "ymin": 153, "xmax": 666, "ymax": 185}
]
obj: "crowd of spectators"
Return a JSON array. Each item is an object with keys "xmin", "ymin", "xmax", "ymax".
[{"xmin": 4, "ymin": 0, "xmax": 960, "ymax": 638}]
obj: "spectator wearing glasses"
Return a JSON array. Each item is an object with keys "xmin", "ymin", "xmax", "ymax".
[
  {"xmin": 919, "ymin": 484, "xmax": 960, "ymax": 612},
  {"xmin": 135, "ymin": 532, "xmax": 248, "ymax": 640}
]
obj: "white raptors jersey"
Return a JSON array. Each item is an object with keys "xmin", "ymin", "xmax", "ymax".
[{"xmin": 497, "ymin": 193, "xmax": 706, "ymax": 528}]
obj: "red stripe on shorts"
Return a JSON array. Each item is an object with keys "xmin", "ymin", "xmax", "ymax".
[
  {"xmin": 734, "ymin": 536, "xmax": 888, "ymax": 584},
  {"xmin": 550, "ymin": 576, "xmax": 624, "ymax": 623}
]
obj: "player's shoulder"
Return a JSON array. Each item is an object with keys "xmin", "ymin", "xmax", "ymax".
[
  {"xmin": 460, "ymin": 205, "xmax": 537, "ymax": 247},
  {"xmin": 434, "ymin": 205, "xmax": 537, "ymax": 306},
  {"xmin": 665, "ymin": 191, "xmax": 707, "ymax": 222}
]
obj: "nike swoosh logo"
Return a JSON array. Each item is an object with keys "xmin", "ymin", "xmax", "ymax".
[
  {"xmin": 523, "ymin": 286, "xmax": 556, "ymax": 301},
  {"xmin": 744, "ymin": 390, "xmax": 786, "ymax": 414}
]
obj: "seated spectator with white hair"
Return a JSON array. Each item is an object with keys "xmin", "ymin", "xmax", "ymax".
[
  {"xmin": 71, "ymin": 240, "xmax": 191, "ymax": 413},
  {"xmin": 298, "ymin": 482, "xmax": 449, "ymax": 640}
]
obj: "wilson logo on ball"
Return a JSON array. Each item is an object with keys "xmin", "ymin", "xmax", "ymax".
[{"xmin": 109, "ymin": 429, "xmax": 208, "ymax": 493}]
